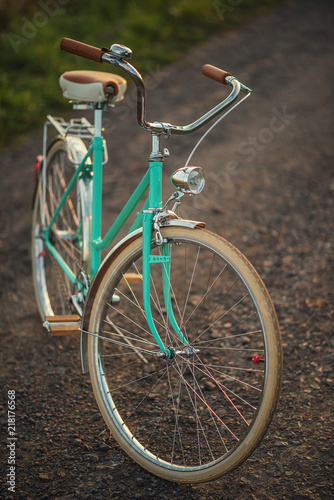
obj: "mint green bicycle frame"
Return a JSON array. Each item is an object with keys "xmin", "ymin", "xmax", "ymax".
[
  {"xmin": 42, "ymin": 61, "xmax": 247, "ymax": 354},
  {"xmin": 43, "ymin": 130, "xmax": 185, "ymax": 355}
]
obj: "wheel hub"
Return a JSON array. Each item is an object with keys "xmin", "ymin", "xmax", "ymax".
[{"xmin": 156, "ymin": 345, "xmax": 199, "ymax": 360}]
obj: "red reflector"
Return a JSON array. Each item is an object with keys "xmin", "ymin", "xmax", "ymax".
[
  {"xmin": 251, "ymin": 355, "xmax": 261, "ymax": 365},
  {"xmin": 34, "ymin": 155, "xmax": 43, "ymax": 181}
]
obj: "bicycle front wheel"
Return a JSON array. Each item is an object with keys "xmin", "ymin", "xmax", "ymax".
[
  {"xmin": 87, "ymin": 227, "xmax": 282, "ymax": 483},
  {"xmin": 32, "ymin": 139, "xmax": 91, "ymax": 318}
]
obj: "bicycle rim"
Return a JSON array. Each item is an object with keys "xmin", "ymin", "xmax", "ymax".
[
  {"xmin": 32, "ymin": 139, "xmax": 91, "ymax": 318},
  {"xmin": 87, "ymin": 227, "xmax": 282, "ymax": 483}
]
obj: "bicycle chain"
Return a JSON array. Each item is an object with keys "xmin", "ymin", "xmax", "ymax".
[
  {"xmin": 57, "ymin": 233, "xmax": 90, "ymax": 288},
  {"xmin": 53, "ymin": 256, "xmax": 71, "ymax": 309}
]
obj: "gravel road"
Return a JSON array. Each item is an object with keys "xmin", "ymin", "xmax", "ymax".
[{"xmin": 1, "ymin": 0, "xmax": 333, "ymax": 498}]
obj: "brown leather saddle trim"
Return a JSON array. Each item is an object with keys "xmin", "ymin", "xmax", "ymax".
[{"xmin": 61, "ymin": 70, "xmax": 126, "ymax": 96}]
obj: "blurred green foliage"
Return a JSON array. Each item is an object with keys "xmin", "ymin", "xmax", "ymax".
[{"xmin": 0, "ymin": 0, "xmax": 284, "ymax": 147}]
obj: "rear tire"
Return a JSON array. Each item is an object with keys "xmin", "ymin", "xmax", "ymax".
[{"xmin": 31, "ymin": 139, "xmax": 91, "ymax": 318}]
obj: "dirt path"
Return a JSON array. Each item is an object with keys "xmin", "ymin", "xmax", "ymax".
[{"xmin": 1, "ymin": 0, "xmax": 333, "ymax": 498}]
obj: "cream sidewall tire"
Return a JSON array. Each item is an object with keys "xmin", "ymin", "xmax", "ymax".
[{"xmin": 87, "ymin": 227, "xmax": 282, "ymax": 483}]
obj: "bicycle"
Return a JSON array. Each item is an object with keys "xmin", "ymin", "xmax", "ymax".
[{"xmin": 31, "ymin": 37, "xmax": 283, "ymax": 483}]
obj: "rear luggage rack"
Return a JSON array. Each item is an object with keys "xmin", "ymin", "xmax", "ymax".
[
  {"xmin": 43, "ymin": 115, "xmax": 108, "ymax": 166},
  {"xmin": 46, "ymin": 115, "xmax": 95, "ymax": 139}
]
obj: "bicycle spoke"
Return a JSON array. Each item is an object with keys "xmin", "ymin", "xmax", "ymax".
[
  {"xmin": 193, "ymin": 361, "xmax": 259, "ymax": 411},
  {"xmin": 120, "ymin": 368, "xmax": 169, "ymax": 425},
  {"xmin": 103, "ymin": 320, "xmax": 157, "ymax": 346},
  {"xmin": 55, "ymin": 164, "xmax": 79, "ymax": 226},
  {"xmin": 171, "ymin": 362, "xmax": 239, "ymax": 441}
]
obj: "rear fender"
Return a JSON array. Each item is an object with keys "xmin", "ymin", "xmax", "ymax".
[
  {"xmin": 32, "ymin": 136, "xmax": 90, "ymax": 208},
  {"xmin": 65, "ymin": 135, "xmax": 92, "ymax": 166}
]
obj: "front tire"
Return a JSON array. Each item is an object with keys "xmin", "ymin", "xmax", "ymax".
[{"xmin": 87, "ymin": 227, "xmax": 282, "ymax": 483}]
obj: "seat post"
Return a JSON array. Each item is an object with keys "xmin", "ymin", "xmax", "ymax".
[
  {"xmin": 91, "ymin": 104, "xmax": 104, "ymax": 277},
  {"xmin": 94, "ymin": 105, "xmax": 103, "ymax": 137}
]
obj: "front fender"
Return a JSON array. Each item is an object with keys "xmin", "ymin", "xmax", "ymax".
[{"xmin": 80, "ymin": 218, "xmax": 206, "ymax": 373}]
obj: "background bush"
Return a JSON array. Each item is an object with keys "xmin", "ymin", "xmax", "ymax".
[{"xmin": 0, "ymin": 0, "xmax": 284, "ymax": 148}]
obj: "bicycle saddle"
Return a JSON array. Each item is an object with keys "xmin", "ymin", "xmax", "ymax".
[{"xmin": 59, "ymin": 70, "xmax": 127, "ymax": 104}]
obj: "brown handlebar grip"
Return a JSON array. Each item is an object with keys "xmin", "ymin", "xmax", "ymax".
[
  {"xmin": 201, "ymin": 64, "xmax": 231, "ymax": 85},
  {"xmin": 60, "ymin": 37, "xmax": 104, "ymax": 63}
]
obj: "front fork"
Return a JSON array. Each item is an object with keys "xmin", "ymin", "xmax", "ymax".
[{"xmin": 141, "ymin": 157, "xmax": 188, "ymax": 358}]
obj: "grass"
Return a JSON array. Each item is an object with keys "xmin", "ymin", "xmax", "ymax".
[{"xmin": 0, "ymin": 0, "xmax": 285, "ymax": 148}]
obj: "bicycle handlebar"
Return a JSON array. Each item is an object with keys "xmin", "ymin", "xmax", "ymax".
[
  {"xmin": 60, "ymin": 38, "xmax": 105, "ymax": 63},
  {"xmin": 60, "ymin": 37, "xmax": 251, "ymax": 134},
  {"xmin": 201, "ymin": 64, "xmax": 231, "ymax": 85}
]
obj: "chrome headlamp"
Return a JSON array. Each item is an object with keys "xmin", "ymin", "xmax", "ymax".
[{"xmin": 170, "ymin": 167, "xmax": 205, "ymax": 195}]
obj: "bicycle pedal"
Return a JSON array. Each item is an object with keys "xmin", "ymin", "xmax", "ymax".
[
  {"xmin": 43, "ymin": 315, "xmax": 81, "ymax": 336},
  {"xmin": 120, "ymin": 273, "xmax": 142, "ymax": 284}
]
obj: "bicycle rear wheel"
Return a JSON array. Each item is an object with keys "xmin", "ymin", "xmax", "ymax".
[
  {"xmin": 87, "ymin": 227, "xmax": 282, "ymax": 483},
  {"xmin": 32, "ymin": 139, "xmax": 91, "ymax": 318}
]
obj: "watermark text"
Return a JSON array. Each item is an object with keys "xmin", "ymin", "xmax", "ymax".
[{"xmin": 7, "ymin": 390, "xmax": 16, "ymax": 493}]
